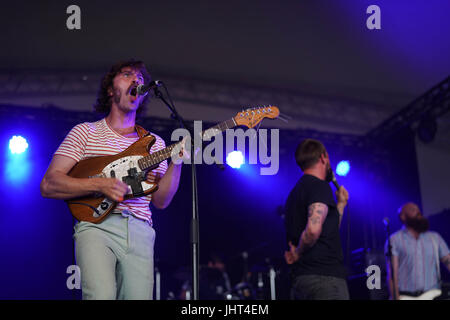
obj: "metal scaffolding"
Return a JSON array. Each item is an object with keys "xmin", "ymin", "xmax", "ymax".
[
  {"xmin": 2, "ymin": 69, "xmax": 448, "ymax": 147},
  {"xmin": 0, "ymin": 70, "xmax": 393, "ymax": 135},
  {"xmin": 365, "ymin": 76, "xmax": 450, "ymax": 143}
]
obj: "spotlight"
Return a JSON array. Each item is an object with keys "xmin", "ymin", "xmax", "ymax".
[
  {"xmin": 336, "ymin": 160, "xmax": 350, "ymax": 177},
  {"xmin": 226, "ymin": 151, "xmax": 244, "ymax": 169},
  {"xmin": 6, "ymin": 135, "xmax": 30, "ymax": 184},
  {"xmin": 9, "ymin": 135, "xmax": 29, "ymax": 154}
]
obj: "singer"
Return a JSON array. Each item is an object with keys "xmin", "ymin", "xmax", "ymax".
[
  {"xmin": 40, "ymin": 59, "xmax": 188, "ymax": 299},
  {"xmin": 284, "ymin": 138, "xmax": 350, "ymax": 300}
]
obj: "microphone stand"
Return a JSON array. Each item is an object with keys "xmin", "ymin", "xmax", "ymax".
[
  {"xmin": 384, "ymin": 221, "xmax": 397, "ymax": 300},
  {"xmin": 153, "ymin": 85, "xmax": 200, "ymax": 300}
]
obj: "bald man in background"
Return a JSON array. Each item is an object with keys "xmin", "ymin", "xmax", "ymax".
[{"xmin": 385, "ymin": 202, "xmax": 450, "ymax": 300}]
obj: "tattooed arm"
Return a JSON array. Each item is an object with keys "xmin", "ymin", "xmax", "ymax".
[
  {"xmin": 442, "ymin": 254, "xmax": 450, "ymax": 272},
  {"xmin": 285, "ymin": 203, "xmax": 329, "ymax": 264},
  {"xmin": 300, "ymin": 202, "xmax": 329, "ymax": 251}
]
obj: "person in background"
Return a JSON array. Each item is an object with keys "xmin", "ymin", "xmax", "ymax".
[{"xmin": 386, "ymin": 202, "xmax": 450, "ymax": 300}]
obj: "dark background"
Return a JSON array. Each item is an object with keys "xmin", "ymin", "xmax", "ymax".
[{"xmin": 0, "ymin": 1, "xmax": 449, "ymax": 299}]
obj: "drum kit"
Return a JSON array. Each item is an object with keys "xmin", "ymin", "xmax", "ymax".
[{"xmin": 173, "ymin": 254, "xmax": 284, "ymax": 300}]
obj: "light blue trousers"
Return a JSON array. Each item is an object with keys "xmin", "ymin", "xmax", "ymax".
[{"xmin": 73, "ymin": 211, "xmax": 155, "ymax": 300}]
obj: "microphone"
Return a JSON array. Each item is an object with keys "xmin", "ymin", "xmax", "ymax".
[
  {"xmin": 136, "ymin": 80, "xmax": 163, "ymax": 96},
  {"xmin": 331, "ymin": 171, "xmax": 340, "ymax": 190}
]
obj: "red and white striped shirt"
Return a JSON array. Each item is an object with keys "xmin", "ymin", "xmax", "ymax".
[{"xmin": 54, "ymin": 118, "xmax": 168, "ymax": 225}]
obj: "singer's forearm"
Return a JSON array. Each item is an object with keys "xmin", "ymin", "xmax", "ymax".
[
  {"xmin": 337, "ymin": 204, "xmax": 345, "ymax": 228},
  {"xmin": 296, "ymin": 202, "xmax": 327, "ymax": 254},
  {"xmin": 296, "ymin": 229, "xmax": 318, "ymax": 257}
]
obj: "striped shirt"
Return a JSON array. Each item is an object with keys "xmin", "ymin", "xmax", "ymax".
[
  {"xmin": 385, "ymin": 227, "xmax": 450, "ymax": 292},
  {"xmin": 54, "ymin": 118, "xmax": 168, "ymax": 226}
]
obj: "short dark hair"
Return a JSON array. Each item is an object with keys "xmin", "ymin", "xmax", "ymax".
[
  {"xmin": 295, "ymin": 138, "xmax": 327, "ymax": 171},
  {"xmin": 93, "ymin": 59, "xmax": 152, "ymax": 116}
]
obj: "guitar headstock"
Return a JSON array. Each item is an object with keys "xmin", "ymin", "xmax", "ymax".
[{"xmin": 233, "ymin": 106, "xmax": 280, "ymax": 128}]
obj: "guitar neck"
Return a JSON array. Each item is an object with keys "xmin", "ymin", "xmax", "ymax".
[{"xmin": 138, "ymin": 118, "xmax": 237, "ymax": 171}]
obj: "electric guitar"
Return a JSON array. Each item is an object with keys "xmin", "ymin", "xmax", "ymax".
[
  {"xmin": 66, "ymin": 106, "xmax": 280, "ymax": 223},
  {"xmin": 399, "ymin": 289, "xmax": 442, "ymax": 300}
]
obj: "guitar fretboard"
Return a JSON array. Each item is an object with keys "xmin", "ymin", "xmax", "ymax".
[{"xmin": 138, "ymin": 118, "xmax": 236, "ymax": 170}]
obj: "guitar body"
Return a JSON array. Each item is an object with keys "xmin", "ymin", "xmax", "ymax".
[
  {"xmin": 63, "ymin": 105, "xmax": 280, "ymax": 224},
  {"xmin": 66, "ymin": 135, "xmax": 159, "ymax": 224}
]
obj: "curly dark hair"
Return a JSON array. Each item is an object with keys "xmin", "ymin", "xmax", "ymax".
[{"xmin": 93, "ymin": 59, "xmax": 152, "ymax": 116}]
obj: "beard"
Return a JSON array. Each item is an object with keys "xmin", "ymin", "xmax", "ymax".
[
  {"xmin": 112, "ymin": 87, "xmax": 141, "ymax": 112},
  {"xmin": 325, "ymin": 163, "xmax": 333, "ymax": 183},
  {"xmin": 404, "ymin": 215, "xmax": 429, "ymax": 233},
  {"xmin": 112, "ymin": 87, "xmax": 122, "ymax": 105}
]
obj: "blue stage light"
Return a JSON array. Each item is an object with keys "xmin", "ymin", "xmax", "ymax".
[
  {"xmin": 6, "ymin": 136, "xmax": 30, "ymax": 184},
  {"xmin": 9, "ymin": 135, "xmax": 29, "ymax": 154},
  {"xmin": 336, "ymin": 160, "xmax": 350, "ymax": 177},
  {"xmin": 226, "ymin": 151, "xmax": 244, "ymax": 169}
]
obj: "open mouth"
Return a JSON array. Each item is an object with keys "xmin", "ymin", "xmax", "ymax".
[{"xmin": 129, "ymin": 86, "xmax": 138, "ymax": 97}]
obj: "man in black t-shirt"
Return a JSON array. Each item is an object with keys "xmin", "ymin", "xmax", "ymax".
[{"xmin": 284, "ymin": 138, "xmax": 350, "ymax": 300}]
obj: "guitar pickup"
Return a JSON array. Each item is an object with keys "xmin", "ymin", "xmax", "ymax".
[{"xmin": 122, "ymin": 167, "xmax": 145, "ymax": 197}]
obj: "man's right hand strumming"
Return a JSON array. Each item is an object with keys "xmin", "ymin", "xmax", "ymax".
[
  {"xmin": 41, "ymin": 154, "xmax": 129, "ymax": 201},
  {"xmin": 96, "ymin": 178, "xmax": 129, "ymax": 202}
]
